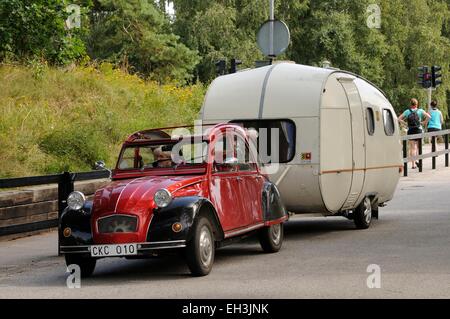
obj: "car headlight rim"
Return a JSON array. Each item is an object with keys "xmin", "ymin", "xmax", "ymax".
[
  {"xmin": 154, "ymin": 189, "xmax": 172, "ymax": 208},
  {"xmin": 67, "ymin": 191, "xmax": 86, "ymax": 211}
]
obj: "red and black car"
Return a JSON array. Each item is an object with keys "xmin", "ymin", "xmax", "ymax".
[{"xmin": 59, "ymin": 123, "xmax": 287, "ymax": 276}]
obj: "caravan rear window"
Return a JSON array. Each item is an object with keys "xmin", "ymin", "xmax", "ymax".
[
  {"xmin": 383, "ymin": 109, "xmax": 395, "ymax": 136},
  {"xmin": 366, "ymin": 107, "xmax": 375, "ymax": 136},
  {"xmin": 230, "ymin": 119, "xmax": 296, "ymax": 164}
]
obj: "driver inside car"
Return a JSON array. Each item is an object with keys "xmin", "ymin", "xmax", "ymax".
[{"xmin": 152, "ymin": 146, "xmax": 174, "ymax": 168}]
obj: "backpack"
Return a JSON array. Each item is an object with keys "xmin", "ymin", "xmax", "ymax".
[{"xmin": 407, "ymin": 109, "xmax": 420, "ymax": 129}]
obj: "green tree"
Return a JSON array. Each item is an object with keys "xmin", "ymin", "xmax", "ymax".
[
  {"xmin": 172, "ymin": 0, "xmax": 269, "ymax": 82},
  {"xmin": 284, "ymin": 0, "xmax": 450, "ymax": 118},
  {"xmin": 172, "ymin": 0, "xmax": 450, "ymax": 119},
  {"xmin": 0, "ymin": 0, "xmax": 89, "ymax": 65},
  {"xmin": 285, "ymin": 1, "xmax": 387, "ymax": 87},
  {"xmin": 379, "ymin": 0, "xmax": 450, "ymax": 117},
  {"xmin": 86, "ymin": 0, "xmax": 199, "ymax": 84}
]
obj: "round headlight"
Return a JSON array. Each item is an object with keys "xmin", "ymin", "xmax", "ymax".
[
  {"xmin": 154, "ymin": 189, "xmax": 172, "ymax": 208},
  {"xmin": 67, "ymin": 191, "xmax": 86, "ymax": 211}
]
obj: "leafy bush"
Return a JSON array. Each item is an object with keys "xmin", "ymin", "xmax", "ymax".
[
  {"xmin": 39, "ymin": 127, "xmax": 110, "ymax": 172},
  {"xmin": 0, "ymin": 0, "xmax": 89, "ymax": 65}
]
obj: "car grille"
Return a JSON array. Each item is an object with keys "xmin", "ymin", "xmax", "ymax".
[{"xmin": 97, "ymin": 215, "xmax": 138, "ymax": 234}]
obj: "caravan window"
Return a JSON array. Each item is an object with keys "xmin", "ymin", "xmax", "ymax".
[
  {"xmin": 366, "ymin": 107, "xmax": 375, "ymax": 136},
  {"xmin": 383, "ymin": 109, "xmax": 395, "ymax": 136},
  {"xmin": 230, "ymin": 119, "xmax": 296, "ymax": 164}
]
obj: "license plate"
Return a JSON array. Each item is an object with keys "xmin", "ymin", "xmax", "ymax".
[{"xmin": 90, "ymin": 243, "xmax": 138, "ymax": 257}]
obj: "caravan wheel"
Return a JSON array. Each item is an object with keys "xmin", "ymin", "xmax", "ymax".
[{"xmin": 354, "ymin": 197, "xmax": 372, "ymax": 229}]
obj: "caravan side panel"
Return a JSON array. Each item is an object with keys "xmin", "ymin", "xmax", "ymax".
[
  {"xmin": 354, "ymin": 78, "xmax": 402, "ymax": 204},
  {"xmin": 262, "ymin": 63, "xmax": 330, "ymax": 118},
  {"xmin": 263, "ymin": 117, "xmax": 324, "ymax": 214},
  {"xmin": 200, "ymin": 66, "xmax": 270, "ymax": 121}
]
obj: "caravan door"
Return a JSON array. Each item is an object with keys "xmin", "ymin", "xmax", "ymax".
[{"xmin": 339, "ymin": 78, "xmax": 366, "ymax": 209}]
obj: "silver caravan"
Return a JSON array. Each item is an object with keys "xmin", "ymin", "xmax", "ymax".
[{"xmin": 200, "ymin": 63, "xmax": 402, "ymax": 228}]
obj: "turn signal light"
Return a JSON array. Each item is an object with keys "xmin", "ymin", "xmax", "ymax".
[
  {"xmin": 172, "ymin": 222, "xmax": 183, "ymax": 233},
  {"xmin": 63, "ymin": 227, "xmax": 72, "ymax": 237}
]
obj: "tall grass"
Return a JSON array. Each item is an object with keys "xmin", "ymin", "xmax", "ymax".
[{"xmin": 0, "ymin": 63, "xmax": 205, "ymax": 178}]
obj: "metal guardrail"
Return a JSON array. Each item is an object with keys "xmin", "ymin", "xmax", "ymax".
[
  {"xmin": 0, "ymin": 171, "xmax": 110, "ymax": 238},
  {"xmin": 402, "ymin": 129, "xmax": 450, "ymax": 177}
]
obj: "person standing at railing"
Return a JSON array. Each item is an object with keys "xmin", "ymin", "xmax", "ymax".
[
  {"xmin": 426, "ymin": 100, "xmax": 444, "ymax": 133},
  {"xmin": 398, "ymin": 98, "xmax": 431, "ymax": 169}
]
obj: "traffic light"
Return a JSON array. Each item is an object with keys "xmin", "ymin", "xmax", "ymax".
[
  {"xmin": 229, "ymin": 58, "xmax": 242, "ymax": 74},
  {"xmin": 418, "ymin": 66, "xmax": 432, "ymax": 89},
  {"xmin": 432, "ymin": 65, "xmax": 442, "ymax": 88},
  {"xmin": 215, "ymin": 59, "xmax": 227, "ymax": 76}
]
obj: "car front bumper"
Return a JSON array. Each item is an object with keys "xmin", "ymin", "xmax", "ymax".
[{"xmin": 60, "ymin": 240, "xmax": 187, "ymax": 255}]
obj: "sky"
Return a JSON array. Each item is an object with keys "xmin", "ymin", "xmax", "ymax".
[
  {"xmin": 165, "ymin": 1, "xmax": 175, "ymax": 16},
  {"xmin": 166, "ymin": 1, "xmax": 175, "ymax": 16}
]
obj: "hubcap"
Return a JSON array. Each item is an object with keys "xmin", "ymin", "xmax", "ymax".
[
  {"xmin": 199, "ymin": 226, "xmax": 213, "ymax": 267},
  {"xmin": 363, "ymin": 198, "xmax": 372, "ymax": 224},
  {"xmin": 270, "ymin": 224, "xmax": 282, "ymax": 245}
]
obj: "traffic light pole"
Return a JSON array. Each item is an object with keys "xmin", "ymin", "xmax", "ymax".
[{"xmin": 427, "ymin": 87, "xmax": 433, "ymax": 113}]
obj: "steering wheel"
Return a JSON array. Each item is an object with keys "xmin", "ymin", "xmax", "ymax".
[{"xmin": 152, "ymin": 159, "xmax": 174, "ymax": 168}]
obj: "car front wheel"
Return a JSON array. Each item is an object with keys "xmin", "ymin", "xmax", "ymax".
[
  {"xmin": 185, "ymin": 217, "xmax": 215, "ymax": 276},
  {"xmin": 65, "ymin": 254, "xmax": 96, "ymax": 278},
  {"xmin": 259, "ymin": 223, "xmax": 284, "ymax": 253}
]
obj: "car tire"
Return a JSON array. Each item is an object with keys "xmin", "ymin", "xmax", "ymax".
[
  {"xmin": 65, "ymin": 254, "xmax": 96, "ymax": 278},
  {"xmin": 259, "ymin": 223, "xmax": 284, "ymax": 253},
  {"xmin": 354, "ymin": 196, "xmax": 372, "ymax": 229},
  {"xmin": 185, "ymin": 217, "xmax": 215, "ymax": 276}
]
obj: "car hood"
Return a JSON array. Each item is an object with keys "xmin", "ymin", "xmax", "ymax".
[{"xmin": 92, "ymin": 175, "xmax": 204, "ymax": 218}]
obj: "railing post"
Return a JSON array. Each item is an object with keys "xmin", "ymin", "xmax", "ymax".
[
  {"xmin": 418, "ymin": 138, "xmax": 423, "ymax": 173},
  {"xmin": 446, "ymin": 133, "xmax": 449, "ymax": 168},
  {"xmin": 403, "ymin": 139, "xmax": 408, "ymax": 177},
  {"xmin": 57, "ymin": 172, "xmax": 74, "ymax": 256},
  {"xmin": 432, "ymin": 135, "xmax": 436, "ymax": 170}
]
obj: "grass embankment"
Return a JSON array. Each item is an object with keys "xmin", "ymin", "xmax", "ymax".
[{"xmin": 0, "ymin": 64, "xmax": 205, "ymax": 178}]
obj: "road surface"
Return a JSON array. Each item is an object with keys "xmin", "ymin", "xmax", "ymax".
[{"xmin": 0, "ymin": 160, "xmax": 449, "ymax": 298}]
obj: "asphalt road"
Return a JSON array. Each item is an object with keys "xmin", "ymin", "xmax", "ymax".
[{"xmin": 0, "ymin": 158, "xmax": 449, "ymax": 298}]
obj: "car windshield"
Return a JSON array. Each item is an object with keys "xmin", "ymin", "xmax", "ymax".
[{"xmin": 117, "ymin": 139, "xmax": 208, "ymax": 171}]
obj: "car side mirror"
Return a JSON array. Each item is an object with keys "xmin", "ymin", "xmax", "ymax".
[
  {"xmin": 95, "ymin": 160, "xmax": 106, "ymax": 170},
  {"xmin": 214, "ymin": 157, "xmax": 239, "ymax": 173},
  {"xmin": 95, "ymin": 160, "xmax": 112, "ymax": 179}
]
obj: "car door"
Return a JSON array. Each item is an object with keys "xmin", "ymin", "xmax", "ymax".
[
  {"xmin": 209, "ymin": 132, "xmax": 248, "ymax": 232},
  {"xmin": 235, "ymin": 134, "xmax": 265, "ymax": 225}
]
